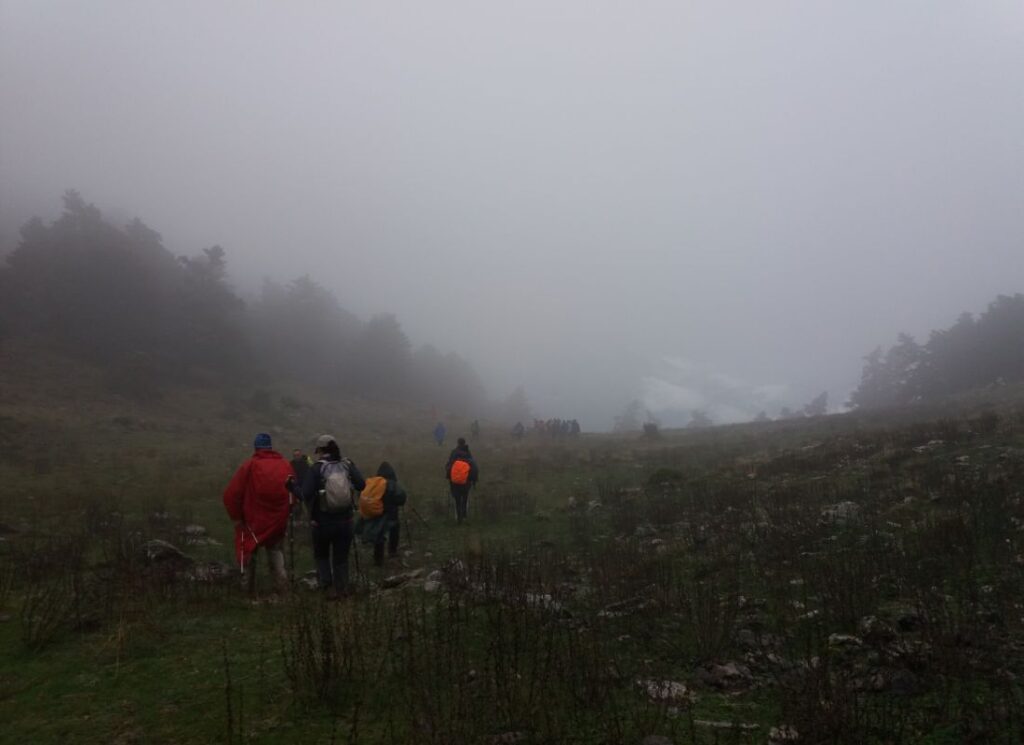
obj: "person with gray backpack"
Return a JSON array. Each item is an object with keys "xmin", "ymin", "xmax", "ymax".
[{"xmin": 300, "ymin": 434, "xmax": 366, "ymax": 598}]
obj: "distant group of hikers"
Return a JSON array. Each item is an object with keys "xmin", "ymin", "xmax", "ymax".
[
  {"xmin": 436, "ymin": 417, "xmax": 581, "ymax": 443},
  {"xmin": 529, "ymin": 418, "xmax": 580, "ymax": 437},
  {"xmin": 222, "ymin": 432, "xmax": 479, "ymax": 598}
]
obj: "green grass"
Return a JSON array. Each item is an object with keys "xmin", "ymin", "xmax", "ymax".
[{"xmin": 3, "ymin": 349, "xmax": 1024, "ymax": 743}]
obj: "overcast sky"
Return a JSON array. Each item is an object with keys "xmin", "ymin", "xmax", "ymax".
[{"xmin": 3, "ymin": 1, "xmax": 1023, "ymax": 428}]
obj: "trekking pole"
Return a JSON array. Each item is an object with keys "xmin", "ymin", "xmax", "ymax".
[
  {"xmin": 408, "ymin": 504, "xmax": 429, "ymax": 528},
  {"xmin": 351, "ymin": 529, "xmax": 362, "ymax": 580},
  {"xmin": 287, "ymin": 507, "xmax": 296, "ymax": 585},
  {"xmin": 349, "ymin": 494, "xmax": 363, "ymax": 583}
]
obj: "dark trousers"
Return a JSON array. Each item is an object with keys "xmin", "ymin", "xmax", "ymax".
[
  {"xmin": 312, "ymin": 518, "xmax": 353, "ymax": 592},
  {"xmin": 372, "ymin": 521, "xmax": 401, "ymax": 565},
  {"xmin": 450, "ymin": 484, "xmax": 471, "ymax": 522}
]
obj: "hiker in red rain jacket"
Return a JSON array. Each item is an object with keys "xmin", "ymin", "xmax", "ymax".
[{"xmin": 223, "ymin": 433, "xmax": 296, "ymax": 594}]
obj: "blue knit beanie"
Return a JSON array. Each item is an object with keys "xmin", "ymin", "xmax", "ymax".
[{"xmin": 254, "ymin": 433, "xmax": 272, "ymax": 450}]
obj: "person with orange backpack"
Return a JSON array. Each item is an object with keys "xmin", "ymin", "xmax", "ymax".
[
  {"xmin": 222, "ymin": 433, "xmax": 297, "ymax": 595},
  {"xmin": 445, "ymin": 438, "xmax": 478, "ymax": 524},
  {"xmin": 356, "ymin": 461, "xmax": 408, "ymax": 566}
]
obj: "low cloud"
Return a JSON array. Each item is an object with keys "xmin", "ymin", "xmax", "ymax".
[{"xmin": 640, "ymin": 357, "xmax": 793, "ymax": 426}]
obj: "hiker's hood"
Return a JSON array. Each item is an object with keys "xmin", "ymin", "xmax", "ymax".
[{"xmin": 377, "ymin": 461, "xmax": 397, "ymax": 480}]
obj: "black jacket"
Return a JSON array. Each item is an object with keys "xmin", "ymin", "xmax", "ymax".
[
  {"xmin": 301, "ymin": 455, "xmax": 367, "ymax": 523},
  {"xmin": 290, "ymin": 456, "xmax": 311, "ymax": 485},
  {"xmin": 445, "ymin": 447, "xmax": 479, "ymax": 484},
  {"xmin": 376, "ymin": 462, "xmax": 407, "ymax": 519}
]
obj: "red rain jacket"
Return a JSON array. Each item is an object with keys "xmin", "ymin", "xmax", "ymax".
[{"xmin": 222, "ymin": 450, "xmax": 295, "ymax": 569}]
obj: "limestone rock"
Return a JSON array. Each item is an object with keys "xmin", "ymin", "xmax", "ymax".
[
  {"xmin": 636, "ymin": 679, "xmax": 696, "ymax": 705},
  {"xmin": 140, "ymin": 539, "xmax": 193, "ymax": 566}
]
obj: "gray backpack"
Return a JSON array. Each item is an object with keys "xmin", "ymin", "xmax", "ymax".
[{"xmin": 319, "ymin": 459, "xmax": 354, "ymax": 512}]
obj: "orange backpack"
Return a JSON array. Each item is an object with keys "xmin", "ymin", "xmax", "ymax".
[
  {"xmin": 450, "ymin": 459, "xmax": 471, "ymax": 486},
  {"xmin": 359, "ymin": 476, "xmax": 387, "ymax": 518}
]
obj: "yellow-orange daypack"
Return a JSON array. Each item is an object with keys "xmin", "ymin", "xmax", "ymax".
[{"xmin": 359, "ymin": 476, "xmax": 387, "ymax": 518}]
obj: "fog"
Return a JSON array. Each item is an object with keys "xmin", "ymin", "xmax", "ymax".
[{"xmin": 3, "ymin": 1, "xmax": 1023, "ymax": 428}]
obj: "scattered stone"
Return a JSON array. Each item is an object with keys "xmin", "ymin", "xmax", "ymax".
[
  {"xmin": 698, "ymin": 661, "xmax": 754, "ymax": 690},
  {"xmin": 438, "ymin": 559, "xmax": 469, "ymax": 588},
  {"xmin": 443, "ymin": 558, "xmax": 467, "ymax": 575},
  {"xmin": 913, "ymin": 440, "xmax": 944, "ymax": 454},
  {"xmin": 827, "ymin": 633, "xmax": 864, "ymax": 651},
  {"xmin": 423, "ymin": 580, "xmax": 442, "ymax": 593},
  {"xmin": 858, "ymin": 615, "xmax": 896, "ymax": 643},
  {"xmin": 641, "ymin": 736, "xmax": 674, "ymax": 745},
  {"xmin": 888, "ymin": 639, "xmax": 933, "ymax": 662},
  {"xmin": 189, "ymin": 561, "xmax": 232, "ymax": 583},
  {"xmin": 635, "ymin": 524, "xmax": 657, "ymax": 538},
  {"xmin": 382, "ymin": 572, "xmax": 416, "ymax": 589},
  {"xmin": 636, "ymin": 679, "xmax": 696, "ymax": 705},
  {"xmin": 694, "ymin": 720, "xmax": 759, "ymax": 732},
  {"xmin": 820, "ymin": 501, "xmax": 861, "ymax": 525},
  {"xmin": 764, "ymin": 652, "xmax": 792, "ymax": 670},
  {"xmin": 567, "ymin": 496, "xmax": 579, "ymax": 510},
  {"xmin": 769, "ymin": 725, "xmax": 800, "ymax": 742},
  {"xmin": 426, "ymin": 570, "xmax": 443, "ymax": 582},
  {"xmin": 299, "ymin": 576, "xmax": 319, "ymax": 590},
  {"xmin": 185, "ymin": 536, "xmax": 222, "ymax": 547},
  {"xmin": 600, "ymin": 594, "xmax": 655, "ymax": 616},
  {"xmin": 525, "ymin": 593, "xmax": 566, "ymax": 615},
  {"xmin": 181, "ymin": 524, "xmax": 207, "ymax": 537},
  {"xmin": 587, "ymin": 499, "xmax": 603, "ymax": 513},
  {"xmin": 140, "ymin": 539, "xmax": 193, "ymax": 566}
]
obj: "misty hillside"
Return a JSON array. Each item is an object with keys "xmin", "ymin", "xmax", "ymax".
[{"xmin": 0, "ymin": 192, "xmax": 492, "ymax": 419}]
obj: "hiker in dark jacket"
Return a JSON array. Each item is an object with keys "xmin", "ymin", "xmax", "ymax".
[
  {"xmin": 357, "ymin": 461, "xmax": 408, "ymax": 566},
  {"xmin": 445, "ymin": 438, "xmax": 478, "ymax": 524},
  {"xmin": 300, "ymin": 434, "xmax": 366, "ymax": 597},
  {"xmin": 290, "ymin": 449, "xmax": 311, "ymax": 487}
]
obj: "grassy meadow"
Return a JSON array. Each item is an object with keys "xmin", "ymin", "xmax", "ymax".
[{"xmin": 2, "ymin": 349, "xmax": 1024, "ymax": 743}]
